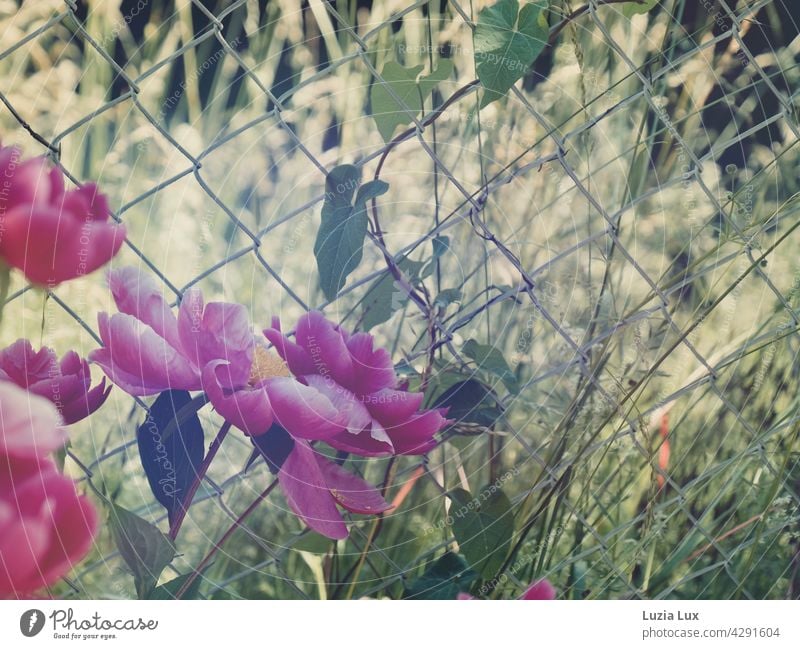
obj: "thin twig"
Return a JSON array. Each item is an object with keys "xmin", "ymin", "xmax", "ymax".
[{"xmin": 175, "ymin": 479, "xmax": 278, "ymax": 599}]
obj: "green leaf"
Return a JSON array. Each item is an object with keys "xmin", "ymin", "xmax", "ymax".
[
  {"xmin": 431, "ymin": 235, "xmax": 450, "ymax": 259},
  {"xmin": 370, "ymin": 60, "xmax": 453, "ymax": 141},
  {"xmin": 421, "ymin": 235, "xmax": 451, "ymax": 278},
  {"xmin": 147, "ymin": 571, "xmax": 206, "ymax": 600},
  {"xmin": 418, "ymin": 60, "xmax": 454, "ymax": 100},
  {"xmin": 405, "ymin": 552, "xmax": 477, "ymax": 599},
  {"xmin": 108, "ymin": 504, "xmax": 175, "ymax": 599},
  {"xmin": 314, "ymin": 165, "xmax": 389, "ymax": 301},
  {"xmin": 137, "ymin": 389, "xmax": 205, "ymax": 527},
  {"xmin": 360, "ymin": 257, "xmax": 424, "ymax": 331},
  {"xmin": 431, "ymin": 377, "xmax": 505, "ymax": 428},
  {"xmin": 622, "ymin": 0, "xmax": 657, "ymax": 17},
  {"xmin": 462, "ymin": 338, "xmax": 519, "ymax": 394},
  {"xmin": 449, "ymin": 487, "xmax": 514, "ymax": 579},
  {"xmin": 473, "ymin": 0, "xmax": 549, "ymax": 108},
  {"xmin": 289, "ymin": 531, "xmax": 334, "ymax": 554},
  {"xmin": 434, "ymin": 288, "xmax": 462, "ymax": 308}
]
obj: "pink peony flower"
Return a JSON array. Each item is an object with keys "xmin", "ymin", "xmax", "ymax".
[
  {"xmin": 91, "ymin": 268, "xmax": 345, "ymax": 440},
  {"xmin": 0, "ymin": 455, "xmax": 97, "ymax": 597},
  {"xmin": 520, "ymin": 579, "xmax": 556, "ymax": 600},
  {"xmin": 0, "ymin": 382, "xmax": 97, "ymax": 597},
  {"xmin": 90, "ymin": 267, "xmax": 237, "ymax": 395},
  {"xmin": 0, "ymin": 382, "xmax": 66, "ymax": 458},
  {"xmin": 264, "ymin": 311, "xmax": 450, "ymax": 456},
  {"xmin": 456, "ymin": 578, "xmax": 556, "ymax": 600},
  {"xmin": 0, "ymin": 340, "xmax": 110, "ymax": 425},
  {"xmin": 0, "ymin": 144, "xmax": 125, "ymax": 286},
  {"xmin": 275, "ymin": 438, "xmax": 392, "ymax": 539}
]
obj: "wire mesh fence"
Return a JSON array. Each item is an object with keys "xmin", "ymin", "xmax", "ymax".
[{"xmin": 1, "ymin": 0, "xmax": 799, "ymax": 599}]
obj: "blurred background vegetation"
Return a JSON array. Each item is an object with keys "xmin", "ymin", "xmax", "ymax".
[{"xmin": 1, "ymin": 0, "xmax": 799, "ymax": 599}]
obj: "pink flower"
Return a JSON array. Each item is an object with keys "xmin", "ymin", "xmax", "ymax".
[
  {"xmin": 520, "ymin": 579, "xmax": 556, "ymax": 600},
  {"xmin": 267, "ymin": 434, "xmax": 391, "ymax": 539},
  {"xmin": 0, "ymin": 340, "xmax": 110, "ymax": 425},
  {"xmin": 91, "ymin": 268, "xmax": 345, "ymax": 441},
  {"xmin": 0, "ymin": 455, "xmax": 97, "ymax": 597},
  {"xmin": 0, "ymin": 144, "xmax": 125, "ymax": 286},
  {"xmin": 456, "ymin": 578, "xmax": 556, "ymax": 600},
  {"xmin": 90, "ymin": 267, "xmax": 236, "ymax": 395},
  {"xmin": 0, "ymin": 382, "xmax": 97, "ymax": 597},
  {"xmin": 0, "ymin": 382, "xmax": 66, "ymax": 458},
  {"xmin": 264, "ymin": 311, "xmax": 450, "ymax": 456}
]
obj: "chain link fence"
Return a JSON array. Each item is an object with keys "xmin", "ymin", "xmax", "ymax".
[{"xmin": 1, "ymin": 0, "xmax": 799, "ymax": 599}]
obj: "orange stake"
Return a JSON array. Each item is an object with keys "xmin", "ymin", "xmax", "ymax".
[{"xmin": 390, "ymin": 465, "xmax": 425, "ymax": 510}]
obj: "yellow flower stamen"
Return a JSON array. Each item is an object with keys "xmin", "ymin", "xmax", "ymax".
[{"xmin": 249, "ymin": 345, "xmax": 290, "ymax": 385}]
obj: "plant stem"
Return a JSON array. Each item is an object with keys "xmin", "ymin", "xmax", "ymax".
[
  {"xmin": 168, "ymin": 421, "xmax": 232, "ymax": 540},
  {"xmin": 342, "ymin": 458, "xmax": 397, "ymax": 599},
  {"xmin": 174, "ymin": 479, "xmax": 278, "ymax": 599},
  {"xmin": 0, "ymin": 263, "xmax": 9, "ymax": 327}
]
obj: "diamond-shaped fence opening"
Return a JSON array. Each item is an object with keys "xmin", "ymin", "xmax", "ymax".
[{"xmin": 1, "ymin": 0, "xmax": 799, "ymax": 600}]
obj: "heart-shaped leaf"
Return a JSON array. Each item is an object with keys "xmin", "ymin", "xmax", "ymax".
[
  {"xmin": 462, "ymin": 338, "xmax": 520, "ymax": 394},
  {"xmin": 405, "ymin": 552, "xmax": 477, "ymax": 599},
  {"xmin": 370, "ymin": 60, "xmax": 453, "ymax": 141},
  {"xmin": 432, "ymin": 378, "xmax": 504, "ymax": 429},
  {"xmin": 360, "ymin": 257, "xmax": 425, "ymax": 331},
  {"xmin": 147, "ymin": 571, "xmax": 207, "ymax": 600},
  {"xmin": 449, "ymin": 487, "xmax": 514, "ymax": 579},
  {"xmin": 108, "ymin": 504, "xmax": 176, "ymax": 598},
  {"xmin": 623, "ymin": 0, "xmax": 657, "ymax": 17},
  {"xmin": 473, "ymin": 0, "xmax": 549, "ymax": 107}
]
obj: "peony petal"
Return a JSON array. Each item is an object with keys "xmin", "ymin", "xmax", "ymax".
[
  {"xmin": 263, "ymin": 317, "xmax": 315, "ymax": 375},
  {"xmin": 0, "ymin": 383, "xmax": 66, "ymax": 458},
  {"xmin": 202, "ymin": 361, "xmax": 274, "ymax": 436},
  {"xmin": 0, "ymin": 458, "xmax": 97, "ymax": 595},
  {"xmin": 295, "ymin": 311, "xmax": 354, "ymax": 387},
  {"xmin": 108, "ymin": 267, "xmax": 181, "ymax": 349},
  {"xmin": 277, "ymin": 441, "xmax": 348, "ymax": 539},
  {"xmin": 184, "ymin": 302, "xmax": 255, "ymax": 387},
  {"xmin": 0, "ymin": 509, "xmax": 51, "ymax": 596},
  {"xmin": 0, "ymin": 204, "xmax": 124, "ymax": 285},
  {"xmin": 316, "ymin": 456, "xmax": 393, "ymax": 515},
  {"xmin": 302, "ymin": 375, "xmax": 372, "ymax": 435},
  {"xmin": 265, "ymin": 376, "xmax": 343, "ymax": 440},
  {"xmin": 34, "ymin": 469, "xmax": 98, "ymax": 588},
  {"xmin": 2, "ymin": 157, "xmax": 50, "ymax": 209},
  {"xmin": 76, "ymin": 220, "xmax": 126, "ymax": 280},
  {"xmin": 346, "ymin": 332, "xmax": 397, "ymax": 394},
  {"xmin": 66, "ymin": 183, "xmax": 109, "ymax": 222},
  {"xmin": 299, "ymin": 375, "xmax": 394, "ymax": 456},
  {"xmin": 386, "ymin": 408, "xmax": 447, "ymax": 455},
  {"xmin": 520, "ymin": 579, "xmax": 556, "ymax": 600},
  {"xmin": 176, "ymin": 288, "xmax": 205, "ymax": 369},
  {"xmin": 0, "ymin": 339, "xmax": 57, "ymax": 386},
  {"xmin": 91, "ymin": 312, "xmax": 200, "ymax": 395},
  {"xmin": 324, "ymin": 427, "xmax": 394, "ymax": 457},
  {"xmin": 89, "ymin": 348, "xmax": 163, "ymax": 397},
  {"xmin": 363, "ymin": 388, "xmax": 424, "ymax": 427},
  {"xmin": 0, "ymin": 457, "xmax": 54, "ymax": 595},
  {"xmin": 57, "ymin": 378, "xmax": 112, "ymax": 425}
]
